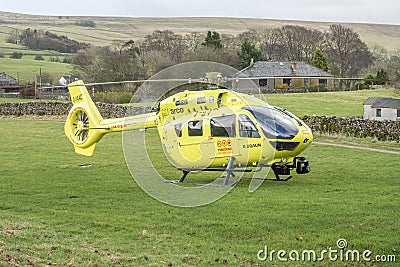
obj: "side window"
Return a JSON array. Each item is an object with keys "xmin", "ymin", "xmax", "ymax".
[
  {"xmin": 376, "ymin": 109, "xmax": 382, "ymax": 117},
  {"xmin": 283, "ymin": 78, "xmax": 292, "ymax": 86},
  {"xmin": 211, "ymin": 115, "xmax": 236, "ymax": 137},
  {"xmin": 239, "ymin": 114, "xmax": 260, "ymax": 138},
  {"xmin": 259, "ymin": 79, "xmax": 267, "ymax": 87},
  {"xmin": 188, "ymin": 120, "xmax": 203, "ymax": 136},
  {"xmin": 174, "ymin": 123, "xmax": 182, "ymax": 137},
  {"xmin": 319, "ymin": 79, "xmax": 327, "ymax": 87}
]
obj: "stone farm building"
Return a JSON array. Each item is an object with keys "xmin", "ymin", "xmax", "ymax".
[
  {"xmin": 237, "ymin": 61, "xmax": 334, "ymax": 91},
  {"xmin": 0, "ymin": 72, "xmax": 17, "ymax": 87},
  {"xmin": 0, "ymin": 72, "xmax": 19, "ymax": 96},
  {"xmin": 363, "ymin": 97, "xmax": 400, "ymax": 121}
]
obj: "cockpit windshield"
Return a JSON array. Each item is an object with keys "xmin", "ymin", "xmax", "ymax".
[{"xmin": 242, "ymin": 106, "xmax": 299, "ymax": 139}]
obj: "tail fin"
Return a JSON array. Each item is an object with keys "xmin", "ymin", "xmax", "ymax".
[{"xmin": 64, "ymin": 80, "xmax": 107, "ymax": 156}]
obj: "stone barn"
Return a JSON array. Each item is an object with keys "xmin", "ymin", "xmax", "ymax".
[
  {"xmin": 0, "ymin": 72, "xmax": 17, "ymax": 86},
  {"xmin": 363, "ymin": 97, "xmax": 400, "ymax": 121}
]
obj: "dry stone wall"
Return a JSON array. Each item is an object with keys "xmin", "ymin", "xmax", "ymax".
[
  {"xmin": 0, "ymin": 102, "xmax": 152, "ymax": 118},
  {"xmin": 302, "ymin": 116, "xmax": 400, "ymax": 142}
]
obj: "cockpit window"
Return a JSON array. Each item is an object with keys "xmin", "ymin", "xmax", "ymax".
[
  {"xmin": 242, "ymin": 106, "xmax": 299, "ymax": 139},
  {"xmin": 273, "ymin": 106, "xmax": 310, "ymax": 130}
]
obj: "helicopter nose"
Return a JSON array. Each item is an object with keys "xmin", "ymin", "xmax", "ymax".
[{"xmin": 300, "ymin": 129, "xmax": 313, "ymax": 151}]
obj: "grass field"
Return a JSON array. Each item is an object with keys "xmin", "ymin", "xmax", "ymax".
[
  {"xmin": 0, "ymin": 57, "xmax": 73, "ymax": 84},
  {"xmin": 0, "ymin": 119, "xmax": 399, "ymax": 266},
  {"xmin": 0, "ymin": 98, "xmax": 35, "ymax": 103},
  {"xmin": 265, "ymin": 88, "xmax": 400, "ymax": 117}
]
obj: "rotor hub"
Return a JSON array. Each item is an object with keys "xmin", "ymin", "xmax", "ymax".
[
  {"xmin": 77, "ymin": 120, "xmax": 85, "ymax": 131},
  {"xmin": 70, "ymin": 109, "xmax": 90, "ymax": 143}
]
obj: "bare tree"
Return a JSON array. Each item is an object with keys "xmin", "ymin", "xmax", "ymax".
[
  {"xmin": 368, "ymin": 55, "xmax": 400, "ymax": 83},
  {"xmin": 324, "ymin": 24, "xmax": 373, "ymax": 77},
  {"xmin": 220, "ymin": 33, "xmax": 240, "ymax": 51},
  {"xmin": 73, "ymin": 48, "xmax": 102, "ymax": 82},
  {"xmin": 258, "ymin": 28, "xmax": 281, "ymax": 60},
  {"xmin": 237, "ymin": 29, "xmax": 262, "ymax": 46},
  {"xmin": 277, "ymin": 25, "xmax": 303, "ymax": 61},
  {"xmin": 369, "ymin": 43, "xmax": 389, "ymax": 60},
  {"xmin": 277, "ymin": 25, "xmax": 324, "ymax": 62},
  {"xmin": 137, "ymin": 47, "xmax": 175, "ymax": 77},
  {"xmin": 302, "ymin": 28, "xmax": 325, "ymax": 62},
  {"xmin": 184, "ymin": 46, "xmax": 240, "ymax": 68},
  {"xmin": 141, "ymin": 30, "xmax": 188, "ymax": 63},
  {"xmin": 184, "ymin": 32, "xmax": 205, "ymax": 52},
  {"xmin": 73, "ymin": 41, "xmax": 141, "ymax": 84}
]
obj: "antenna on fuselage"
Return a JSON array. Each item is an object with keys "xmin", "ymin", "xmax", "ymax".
[{"xmin": 204, "ymin": 72, "xmax": 225, "ymax": 89}]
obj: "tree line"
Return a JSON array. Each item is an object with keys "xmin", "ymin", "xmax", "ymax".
[
  {"xmin": 9, "ymin": 24, "xmax": 399, "ymax": 87},
  {"xmin": 7, "ymin": 28, "xmax": 89, "ymax": 53},
  {"xmin": 73, "ymin": 24, "xmax": 400, "ymax": 86}
]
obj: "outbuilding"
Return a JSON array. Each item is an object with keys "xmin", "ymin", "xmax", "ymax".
[
  {"xmin": 363, "ymin": 97, "xmax": 400, "ymax": 121},
  {"xmin": 0, "ymin": 72, "xmax": 17, "ymax": 87}
]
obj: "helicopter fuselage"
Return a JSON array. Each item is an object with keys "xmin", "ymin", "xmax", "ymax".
[{"xmin": 155, "ymin": 89, "xmax": 313, "ymax": 170}]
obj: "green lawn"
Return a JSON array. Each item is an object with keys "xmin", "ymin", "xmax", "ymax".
[
  {"xmin": 133, "ymin": 88, "xmax": 399, "ymax": 117},
  {"xmin": 0, "ymin": 47, "xmax": 59, "ymax": 56},
  {"xmin": 0, "ymin": 98, "xmax": 35, "ymax": 103},
  {"xmin": 0, "ymin": 98, "xmax": 68, "ymax": 104},
  {"xmin": 0, "ymin": 57, "xmax": 72, "ymax": 84},
  {"xmin": 264, "ymin": 88, "xmax": 399, "ymax": 117},
  {"xmin": 0, "ymin": 119, "xmax": 398, "ymax": 266}
]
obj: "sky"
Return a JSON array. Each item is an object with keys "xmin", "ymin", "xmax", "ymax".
[{"xmin": 1, "ymin": 0, "xmax": 399, "ymax": 25}]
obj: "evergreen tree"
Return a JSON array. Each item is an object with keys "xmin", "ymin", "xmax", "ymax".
[
  {"xmin": 202, "ymin": 31, "xmax": 223, "ymax": 49},
  {"xmin": 375, "ymin": 69, "xmax": 389, "ymax": 84},
  {"xmin": 312, "ymin": 48, "xmax": 329, "ymax": 71},
  {"xmin": 238, "ymin": 40, "xmax": 265, "ymax": 68}
]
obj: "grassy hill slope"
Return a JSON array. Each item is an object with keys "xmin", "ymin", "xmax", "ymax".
[{"xmin": 1, "ymin": 11, "xmax": 400, "ymax": 51}]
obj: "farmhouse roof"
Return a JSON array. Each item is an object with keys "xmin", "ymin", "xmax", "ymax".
[
  {"xmin": 0, "ymin": 72, "xmax": 17, "ymax": 86},
  {"xmin": 364, "ymin": 97, "xmax": 400, "ymax": 109},
  {"xmin": 239, "ymin": 61, "xmax": 334, "ymax": 78}
]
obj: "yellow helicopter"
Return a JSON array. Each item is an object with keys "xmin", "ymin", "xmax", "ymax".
[{"xmin": 64, "ymin": 73, "xmax": 313, "ymax": 186}]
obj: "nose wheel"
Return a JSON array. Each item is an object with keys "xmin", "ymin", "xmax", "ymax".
[
  {"xmin": 271, "ymin": 156, "xmax": 310, "ymax": 180},
  {"xmin": 295, "ymin": 157, "xmax": 310, "ymax": 174}
]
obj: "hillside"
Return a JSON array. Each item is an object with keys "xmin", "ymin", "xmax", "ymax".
[{"xmin": 1, "ymin": 11, "xmax": 400, "ymax": 51}]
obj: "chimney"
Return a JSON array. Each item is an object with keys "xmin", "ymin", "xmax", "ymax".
[
  {"xmin": 250, "ymin": 58, "xmax": 254, "ymax": 67},
  {"xmin": 291, "ymin": 61, "xmax": 297, "ymax": 72}
]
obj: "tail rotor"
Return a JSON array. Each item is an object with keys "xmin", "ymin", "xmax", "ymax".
[{"xmin": 64, "ymin": 81, "xmax": 106, "ymax": 156}]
